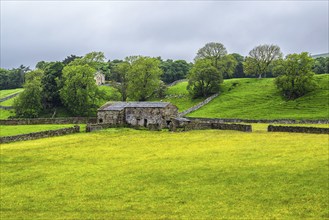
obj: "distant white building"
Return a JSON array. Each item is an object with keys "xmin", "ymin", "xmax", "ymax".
[{"xmin": 94, "ymin": 71, "xmax": 105, "ymax": 85}]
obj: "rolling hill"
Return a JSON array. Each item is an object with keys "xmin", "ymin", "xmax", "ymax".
[{"xmin": 187, "ymin": 74, "xmax": 329, "ymax": 120}]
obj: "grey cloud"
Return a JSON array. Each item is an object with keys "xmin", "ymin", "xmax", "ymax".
[{"xmin": 1, "ymin": 1, "xmax": 328, "ymax": 69}]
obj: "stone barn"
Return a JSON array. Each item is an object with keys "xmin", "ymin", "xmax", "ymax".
[{"xmin": 97, "ymin": 102, "xmax": 178, "ymax": 129}]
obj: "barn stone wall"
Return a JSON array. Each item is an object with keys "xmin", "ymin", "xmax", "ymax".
[
  {"xmin": 97, "ymin": 110, "xmax": 125, "ymax": 125},
  {"xmin": 125, "ymin": 105, "xmax": 177, "ymax": 128}
]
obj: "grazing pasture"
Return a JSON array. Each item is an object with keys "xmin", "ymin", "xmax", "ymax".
[
  {"xmin": 0, "ymin": 109, "xmax": 15, "ymax": 119},
  {"xmin": 1, "ymin": 128, "xmax": 328, "ymax": 219},
  {"xmin": 152, "ymin": 81, "xmax": 204, "ymax": 112},
  {"xmin": 188, "ymin": 74, "xmax": 329, "ymax": 119}
]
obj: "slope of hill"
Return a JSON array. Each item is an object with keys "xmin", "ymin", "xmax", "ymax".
[
  {"xmin": 152, "ymin": 81, "xmax": 204, "ymax": 112},
  {"xmin": 188, "ymin": 75, "xmax": 329, "ymax": 120},
  {"xmin": 0, "ymin": 88, "xmax": 23, "ymax": 99}
]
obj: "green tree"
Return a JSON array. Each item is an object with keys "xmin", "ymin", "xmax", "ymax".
[
  {"xmin": 0, "ymin": 68, "xmax": 10, "ymax": 90},
  {"xmin": 60, "ymin": 65, "xmax": 105, "ymax": 116},
  {"xmin": 0, "ymin": 65, "xmax": 30, "ymax": 89},
  {"xmin": 218, "ymin": 54, "xmax": 238, "ymax": 79},
  {"xmin": 13, "ymin": 70, "xmax": 44, "ymax": 118},
  {"xmin": 108, "ymin": 59, "xmax": 124, "ymax": 81},
  {"xmin": 244, "ymin": 44, "xmax": 282, "ymax": 78},
  {"xmin": 312, "ymin": 57, "xmax": 329, "ymax": 74},
  {"xmin": 127, "ymin": 56, "xmax": 163, "ymax": 101},
  {"xmin": 41, "ymin": 62, "xmax": 64, "ymax": 109},
  {"xmin": 195, "ymin": 42, "xmax": 227, "ymax": 68},
  {"xmin": 160, "ymin": 59, "xmax": 191, "ymax": 84},
  {"xmin": 62, "ymin": 55, "xmax": 82, "ymax": 65},
  {"xmin": 69, "ymin": 52, "xmax": 106, "ymax": 70},
  {"xmin": 187, "ymin": 59, "xmax": 222, "ymax": 98},
  {"xmin": 274, "ymin": 52, "xmax": 317, "ymax": 100},
  {"xmin": 231, "ymin": 53, "xmax": 245, "ymax": 78},
  {"xmin": 35, "ymin": 61, "xmax": 48, "ymax": 70},
  {"xmin": 112, "ymin": 61, "xmax": 131, "ymax": 101}
]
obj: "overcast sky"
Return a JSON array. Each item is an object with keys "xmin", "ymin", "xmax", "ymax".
[{"xmin": 1, "ymin": 0, "xmax": 328, "ymax": 69}]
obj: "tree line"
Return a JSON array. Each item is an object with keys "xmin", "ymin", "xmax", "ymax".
[{"xmin": 0, "ymin": 42, "xmax": 327, "ymax": 118}]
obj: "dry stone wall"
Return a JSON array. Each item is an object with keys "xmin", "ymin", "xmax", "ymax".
[
  {"xmin": 0, "ymin": 125, "xmax": 80, "ymax": 143},
  {"xmin": 0, "ymin": 106, "xmax": 14, "ymax": 110},
  {"xmin": 86, "ymin": 123, "xmax": 124, "ymax": 132},
  {"xmin": 186, "ymin": 117, "xmax": 329, "ymax": 124},
  {"xmin": 170, "ymin": 118, "xmax": 251, "ymax": 132},
  {"xmin": 0, "ymin": 117, "xmax": 97, "ymax": 125},
  {"xmin": 167, "ymin": 79, "xmax": 187, "ymax": 87},
  {"xmin": 183, "ymin": 122, "xmax": 252, "ymax": 132},
  {"xmin": 268, "ymin": 125, "xmax": 329, "ymax": 134},
  {"xmin": 178, "ymin": 93, "xmax": 219, "ymax": 117}
]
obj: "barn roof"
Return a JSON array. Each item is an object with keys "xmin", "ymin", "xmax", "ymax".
[{"xmin": 99, "ymin": 102, "xmax": 171, "ymax": 111}]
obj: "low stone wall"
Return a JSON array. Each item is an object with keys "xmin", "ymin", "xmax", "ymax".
[
  {"xmin": 179, "ymin": 93, "xmax": 219, "ymax": 117},
  {"xmin": 0, "ymin": 105, "xmax": 14, "ymax": 110},
  {"xmin": 167, "ymin": 79, "xmax": 187, "ymax": 87},
  {"xmin": 0, "ymin": 117, "xmax": 97, "ymax": 125},
  {"xmin": 170, "ymin": 118, "xmax": 251, "ymax": 132},
  {"xmin": 183, "ymin": 122, "xmax": 252, "ymax": 132},
  {"xmin": 86, "ymin": 123, "xmax": 123, "ymax": 132},
  {"xmin": 268, "ymin": 125, "xmax": 329, "ymax": 134},
  {"xmin": 186, "ymin": 117, "xmax": 329, "ymax": 124},
  {"xmin": 86, "ymin": 123, "xmax": 162, "ymax": 132},
  {"xmin": 0, "ymin": 125, "xmax": 80, "ymax": 143}
]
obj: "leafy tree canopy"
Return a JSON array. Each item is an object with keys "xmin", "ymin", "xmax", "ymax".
[
  {"xmin": 60, "ymin": 64, "xmax": 105, "ymax": 116},
  {"xmin": 14, "ymin": 69, "xmax": 44, "ymax": 118},
  {"xmin": 195, "ymin": 42, "xmax": 227, "ymax": 68},
  {"xmin": 127, "ymin": 56, "xmax": 163, "ymax": 101},
  {"xmin": 274, "ymin": 52, "xmax": 317, "ymax": 100},
  {"xmin": 244, "ymin": 44, "xmax": 282, "ymax": 78},
  {"xmin": 41, "ymin": 62, "xmax": 64, "ymax": 108},
  {"xmin": 187, "ymin": 59, "xmax": 222, "ymax": 98},
  {"xmin": 160, "ymin": 59, "xmax": 191, "ymax": 84},
  {"xmin": 312, "ymin": 57, "xmax": 329, "ymax": 74}
]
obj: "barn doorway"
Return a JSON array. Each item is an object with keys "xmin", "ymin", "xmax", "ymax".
[{"xmin": 144, "ymin": 119, "xmax": 148, "ymax": 127}]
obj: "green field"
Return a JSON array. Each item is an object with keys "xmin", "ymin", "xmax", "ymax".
[
  {"xmin": 152, "ymin": 81, "xmax": 204, "ymax": 112},
  {"xmin": 188, "ymin": 75, "xmax": 329, "ymax": 119},
  {"xmin": 0, "ymin": 88, "xmax": 23, "ymax": 99},
  {"xmin": 0, "ymin": 109, "xmax": 15, "ymax": 119},
  {"xmin": 1, "ymin": 129, "xmax": 328, "ymax": 219},
  {"xmin": 0, "ymin": 124, "xmax": 85, "ymax": 137}
]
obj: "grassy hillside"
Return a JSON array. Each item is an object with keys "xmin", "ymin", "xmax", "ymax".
[
  {"xmin": 153, "ymin": 81, "xmax": 204, "ymax": 112},
  {"xmin": 0, "ymin": 89, "xmax": 23, "ymax": 119},
  {"xmin": 188, "ymin": 74, "xmax": 329, "ymax": 120},
  {"xmin": 0, "ymin": 109, "xmax": 15, "ymax": 119},
  {"xmin": 0, "ymin": 88, "xmax": 23, "ymax": 99},
  {"xmin": 1, "ymin": 129, "xmax": 328, "ymax": 219},
  {"xmin": 0, "ymin": 96, "xmax": 17, "ymax": 106}
]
